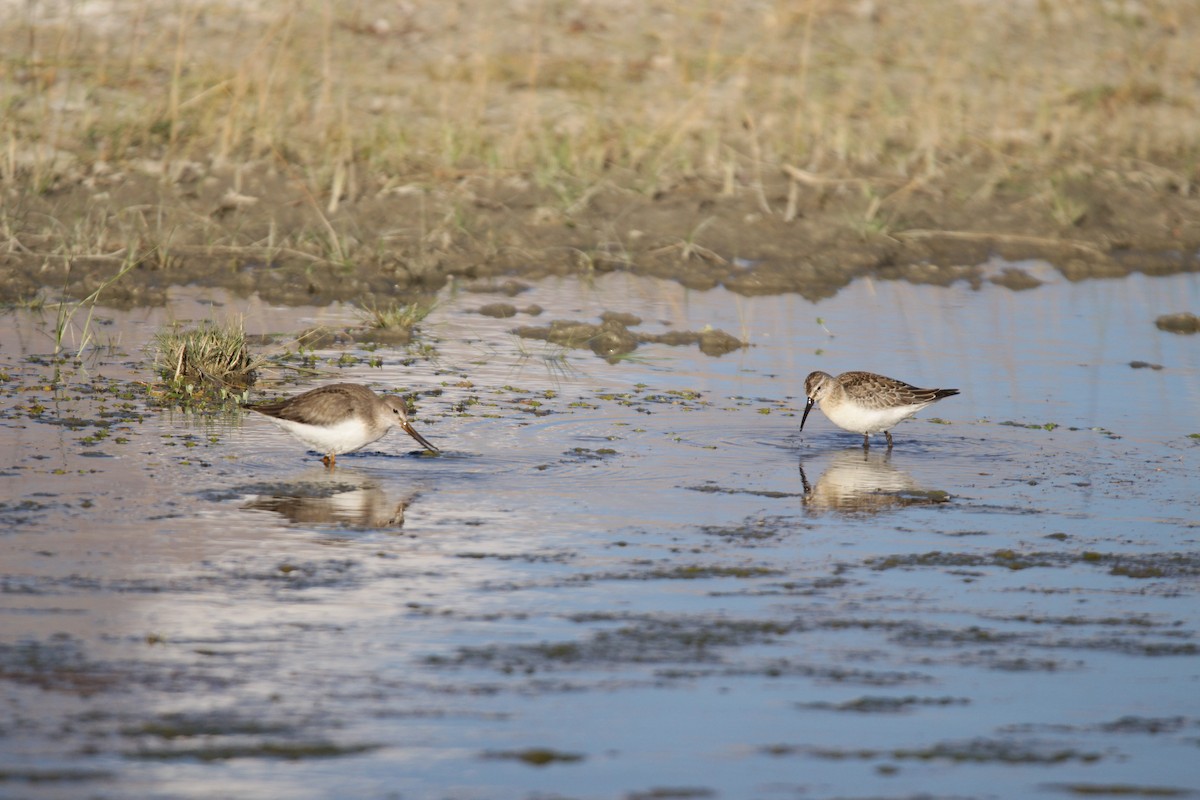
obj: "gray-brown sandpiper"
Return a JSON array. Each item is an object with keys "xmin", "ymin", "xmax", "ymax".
[
  {"xmin": 247, "ymin": 383, "xmax": 438, "ymax": 467},
  {"xmin": 800, "ymin": 370, "xmax": 959, "ymax": 448}
]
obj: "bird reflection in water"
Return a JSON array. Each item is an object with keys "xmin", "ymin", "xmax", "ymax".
[
  {"xmin": 243, "ymin": 468, "xmax": 416, "ymax": 529},
  {"xmin": 798, "ymin": 448, "xmax": 949, "ymax": 515}
]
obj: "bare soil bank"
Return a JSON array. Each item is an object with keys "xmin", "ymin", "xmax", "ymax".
[{"xmin": 4, "ymin": 158, "xmax": 1198, "ymax": 308}]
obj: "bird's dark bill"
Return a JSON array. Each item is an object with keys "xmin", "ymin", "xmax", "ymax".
[
  {"xmin": 800, "ymin": 397, "xmax": 815, "ymax": 431},
  {"xmin": 403, "ymin": 423, "xmax": 439, "ymax": 453}
]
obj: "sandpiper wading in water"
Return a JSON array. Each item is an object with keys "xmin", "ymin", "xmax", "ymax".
[
  {"xmin": 247, "ymin": 383, "xmax": 438, "ymax": 467},
  {"xmin": 800, "ymin": 370, "xmax": 959, "ymax": 449}
]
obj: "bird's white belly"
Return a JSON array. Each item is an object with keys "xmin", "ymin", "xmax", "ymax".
[
  {"xmin": 822, "ymin": 400, "xmax": 927, "ymax": 434},
  {"xmin": 269, "ymin": 417, "xmax": 380, "ymax": 454}
]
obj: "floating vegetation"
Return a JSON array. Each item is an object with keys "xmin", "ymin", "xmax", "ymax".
[
  {"xmin": 428, "ymin": 616, "xmax": 804, "ymax": 673},
  {"xmin": 698, "ymin": 515, "xmax": 799, "ymax": 540},
  {"xmin": 688, "ymin": 485, "xmax": 801, "ymax": 501},
  {"xmin": 122, "ymin": 713, "xmax": 290, "ymax": 739},
  {"xmin": 481, "ymin": 748, "xmax": 585, "ymax": 767},
  {"xmin": 868, "ymin": 549, "xmax": 1055, "ymax": 572},
  {"xmin": 1000, "ymin": 420, "xmax": 1060, "ymax": 431},
  {"xmin": 866, "ymin": 549, "xmax": 1200, "ymax": 579},
  {"xmin": 1043, "ymin": 783, "xmax": 1196, "ymax": 797},
  {"xmin": 1154, "ymin": 312, "xmax": 1200, "ymax": 334},
  {"xmin": 764, "ymin": 737, "xmax": 1104, "ymax": 764},
  {"xmin": 513, "ymin": 316, "xmax": 748, "ymax": 361},
  {"xmin": 637, "ymin": 565, "xmax": 782, "ymax": 580},
  {"xmin": 797, "ymin": 695, "xmax": 969, "ymax": 713},
  {"xmin": 1041, "ymin": 786, "xmax": 1200, "ymax": 796},
  {"xmin": 126, "ymin": 741, "xmax": 378, "ymax": 761},
  {"xmin": 0, "ymin": 768, "xmax": 116, "ymax": 783},
  {"xmin": 1098, "ymin": 716, "xmax": 1188, "ymax": 734},
  {"xmin": 563, "ymin": 446, "xmax": 618, "ymax": 460}
]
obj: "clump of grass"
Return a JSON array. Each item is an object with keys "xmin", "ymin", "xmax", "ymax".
[
  {"xmin": 151, "ymin": 320, "xmax": 260, "ymax": 408},
  {"xmin": 358, "ymin": 300, "xmax": 435, "ymax": 330},
  {"xmin": 353, "ymin": 300, "xmax": 437, "ymax": 345}
]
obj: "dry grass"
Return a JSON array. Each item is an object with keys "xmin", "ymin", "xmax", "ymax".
[
  {"xmin": 6, "ymin": 2, "xmax": 1197, "ymax": 179},
  {"xmin": 1, "ymin": 0, "xmax": 1197, "ymax": 268}
]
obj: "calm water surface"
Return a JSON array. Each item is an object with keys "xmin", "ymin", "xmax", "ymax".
[{"xmin": 1, "ymin": 266, "xmax": 1198, "ymax": 799}]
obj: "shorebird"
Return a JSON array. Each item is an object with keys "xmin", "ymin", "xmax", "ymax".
[
  {"xmin": 800, "ymin": 370, "xmax": 959, "ymax": 448},
  {"xmin": 246, "ymin": 383, "xmax": 438, "ymax": 467}
]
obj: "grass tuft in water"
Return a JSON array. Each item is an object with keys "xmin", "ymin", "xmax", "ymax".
[
  {"xmin": 151, "ymin": 320, "xmax": 260, "ymax": 409},
  {"xmin": 358, "ymin": 300, "xmax": 435, "ymax": 330},
  {"xmin": 52, "ymin": 256, "xmax": 139, "ymax": 358}
]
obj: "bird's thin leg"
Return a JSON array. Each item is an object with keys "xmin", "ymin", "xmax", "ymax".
[
  {"xmin": 862, "ymin": 433, "xmax": 870, "ymax": 450},
  {"xmin": 885, "ymin": 431, "xmax": 894, "ymax": 449}
]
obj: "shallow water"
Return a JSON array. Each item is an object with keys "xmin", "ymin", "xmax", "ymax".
[{"xmin": 1, "ymin": 266, "xmax": 1199, "ymax": 799}]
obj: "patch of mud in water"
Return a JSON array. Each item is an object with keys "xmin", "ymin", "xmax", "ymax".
[{"xmin": 1, "ymin": 268, "xmax": 1198, "ymax": 799}]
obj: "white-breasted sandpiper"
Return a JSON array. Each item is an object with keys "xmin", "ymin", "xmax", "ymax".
[
  {"xmin": 247, "ymin": 383, "xmax": 438, "ymax": 467},
  {"xmin": 800, "ymin": 370, "xmax": 959, "ymax": 448}
]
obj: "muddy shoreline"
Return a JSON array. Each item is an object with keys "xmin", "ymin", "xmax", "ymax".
[{"xmin": 4, "ymin": 159, "xmax": 1199, "ymax": 308}]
